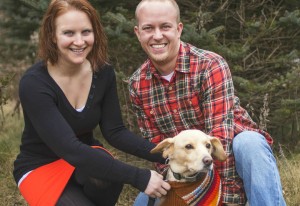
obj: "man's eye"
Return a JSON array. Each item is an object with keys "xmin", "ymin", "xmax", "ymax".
[{"xmin": 143, "ymin": 27, "xmax": 152, "ymax": 31}]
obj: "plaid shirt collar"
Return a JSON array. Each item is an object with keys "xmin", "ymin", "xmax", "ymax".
[{"xmin": 144, "ymin": 41, "xmax": 191, "ymax": 79}]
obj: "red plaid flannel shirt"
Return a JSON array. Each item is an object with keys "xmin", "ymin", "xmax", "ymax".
[{"xmin": 128, "ymin": 42, "xmax": 273, "ymax": 204}]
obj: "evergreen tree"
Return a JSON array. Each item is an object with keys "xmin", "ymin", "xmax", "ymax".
[
  {"xmin": 0, "ymin": 0, "xmax": 46, "ymax": 64},
  {"xmin": 0, "ymin": 0, "xmax": 299, "ymax": 149}
]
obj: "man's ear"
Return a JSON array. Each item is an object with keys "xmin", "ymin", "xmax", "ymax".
[
  {"xmin": 177, "ymin": 22, "xmax": 183, "ymax": 37},
  {"xmin": 150, "ymin": 138, "xmax": 174, "ymax": 159},
  {"xmin": 134, "ymin": 26, "xmax": 141, "ymax": 41},
  {"xmin": 210, "ymin": 137, "xmax": 227, "ymax": 162}
]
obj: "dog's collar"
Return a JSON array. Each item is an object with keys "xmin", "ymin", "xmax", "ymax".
[
  {"xmin": 172, "ymin": 170, "xmax": 206, "ymax": 182},
  {"xmin": 165, "ymin": 158, "xmax": 207, "ymax": 182}
]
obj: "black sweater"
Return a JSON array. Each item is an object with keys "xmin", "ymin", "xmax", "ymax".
[{"xmin": 13, "ymin": 61, "xmax": 163, "ymax": 192}]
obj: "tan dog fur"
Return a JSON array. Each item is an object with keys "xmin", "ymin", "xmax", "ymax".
[
  {"xmin": 151, "ymin": 129, "xmax": 227, "ymax": 182},
  {"xmin": 150, "ymin": 130, "xmax": 228, "ymax": 205}
]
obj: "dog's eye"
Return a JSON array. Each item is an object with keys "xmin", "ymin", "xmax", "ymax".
[
  {"xmin": 185, "ymin": 144, "xmax": 194, "ymax": 149},
  {"xmin": 206, "ymin": 143, "xmax": 211, "ymax": 149}
]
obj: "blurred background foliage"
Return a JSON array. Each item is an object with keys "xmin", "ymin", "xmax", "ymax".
[{"xmin": 0, "ymin": 0, "xmax": 299, "ymax": 152}]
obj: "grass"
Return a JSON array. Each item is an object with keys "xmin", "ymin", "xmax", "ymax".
[
  {"xmin": 277, "ymin": 149, "xmax": 300, "ymax": 205},
  {"xmin": 0, "ymin": 103, "xmax": 299, "ymax": 206},
  {"xmin": 0, "ymin": 103, "xmax": 26, "ymax": 206}
]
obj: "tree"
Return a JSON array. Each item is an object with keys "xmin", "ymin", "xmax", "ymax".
[
  {"xmin": 102, "ymin": 0, "xmax": 300, "ymax": 149},
  {"xmin": 194, "ymin": 0, "xmax": 300, "ymax": 148},
  {"xmin": 0, "ymin": 0, "xmax": 299, "ymax": 150}
]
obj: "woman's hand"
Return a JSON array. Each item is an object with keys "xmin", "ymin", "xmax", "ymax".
[{"xmin": 144, "ymin": 170, "xmax": 170, "ymax": 198}]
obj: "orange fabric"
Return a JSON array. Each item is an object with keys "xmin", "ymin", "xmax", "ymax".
[
  {"xmin": 19, "ymin": 159, "xmax": 75, "ymax": 206},
  {"xmin": 19, "ymin": 145, "xmax": 113, "ymax": 206},
  {"xmin": 91, "ymin": 145, "xmax": 114, "ymax": 157}
]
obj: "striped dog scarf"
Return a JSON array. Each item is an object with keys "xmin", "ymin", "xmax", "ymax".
[{"xmin": 161, "ymin": 168, "xmax": 221, "ymax": 206}]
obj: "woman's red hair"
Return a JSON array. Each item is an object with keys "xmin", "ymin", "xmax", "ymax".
[{"xmin": 38, "ymin": 0, "xmax": 108, "ymax": 71}]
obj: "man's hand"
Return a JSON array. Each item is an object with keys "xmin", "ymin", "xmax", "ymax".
[{"xmin": 144, "ymin": 170, "xmax": 170, "ymax": 198}]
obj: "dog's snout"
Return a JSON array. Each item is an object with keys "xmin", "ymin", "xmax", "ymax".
[{"xmin": 202, "ymin": 156, "xmax": 213, "ymax": 166}]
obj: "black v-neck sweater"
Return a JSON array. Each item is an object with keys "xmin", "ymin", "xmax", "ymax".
[{"xmin": 13, "ymin": 61, "xmax": 163, "ymax": 192}]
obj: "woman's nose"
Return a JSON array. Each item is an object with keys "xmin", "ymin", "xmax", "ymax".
[{"xmin": 73, "ymin": 34, "xmax": 85, "ymax": 45}]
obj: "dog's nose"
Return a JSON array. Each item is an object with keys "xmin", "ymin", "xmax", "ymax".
[{"xmin": 202, "ymin": 156, "xmax": 213, "ymax": 166}]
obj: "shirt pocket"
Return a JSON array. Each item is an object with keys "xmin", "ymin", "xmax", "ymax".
[
  {"xmin": 143, "ymin": 105, "xmax": 176, "ymax": 135},
  {"xmin": 178, "ymin": 92, "xmax": 204, "ymax": 128}
]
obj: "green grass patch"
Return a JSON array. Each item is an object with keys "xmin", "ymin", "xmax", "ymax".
[{"xmin": 0, "ymin": 104, "xmax": 299, "ymax": 205}]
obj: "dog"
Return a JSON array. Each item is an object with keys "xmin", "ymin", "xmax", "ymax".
[{"xmin": 150, "ymin": 129, "xmax": 227, "ymax": 206}]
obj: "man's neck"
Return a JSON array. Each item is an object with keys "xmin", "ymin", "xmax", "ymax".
[{"xmin": 153, "ymin": 60, "xmax": 176, "ymax": 76}]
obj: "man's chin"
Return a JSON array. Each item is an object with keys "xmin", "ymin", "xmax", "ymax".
[{"xmin": 149, "ymin": 54, "xmax": 168, "ymax": 64}]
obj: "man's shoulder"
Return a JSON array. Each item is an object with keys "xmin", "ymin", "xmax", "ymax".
[
  {"xmin": 186, "ymin": 43, "xmax": 224, "ymax": 61},
  {"xmin": 128, "ymin": 59, "xmax": 150, "ymax": 83}
]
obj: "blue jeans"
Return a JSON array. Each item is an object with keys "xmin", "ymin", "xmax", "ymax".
[
  {"xmin": 133, "ymin": 131, "xmax": 286, "ymax": 206},
  {"xmin": 133, "ymin": 193, "xmax": 160, "ymax": 206},
  {"xmin": 233, "ymin": 131, "xmax": 286, "ymax": 206}
]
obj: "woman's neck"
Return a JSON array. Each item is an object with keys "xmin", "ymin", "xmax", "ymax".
[{"xmin": 48, "ymin": 60, "xmax": 91, "ymax": 77}]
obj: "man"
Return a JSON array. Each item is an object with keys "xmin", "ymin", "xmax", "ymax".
[{"xmin": 129, "ymin": 0, "xmax": 286, "ymax": 205}]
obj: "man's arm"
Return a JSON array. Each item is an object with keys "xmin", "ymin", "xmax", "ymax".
[
  {"xmin": 199, "ymin": 56, "xmax": 246, "ymax": 204},
  {"xmin": 128, "ymin": 83, "xmax": 162, "ymax": 143}
]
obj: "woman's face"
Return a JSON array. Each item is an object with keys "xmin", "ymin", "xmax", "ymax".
[{"xmin": 54, "ymin": 9, "xmax": 94, "ymax": 66}]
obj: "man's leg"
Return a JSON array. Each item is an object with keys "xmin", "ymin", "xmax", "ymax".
[
  {"xmin": 133, "ymin": 192, "xmax": 160, "ymax": 206},
  {"xmin": 233, "ymin": 131, "xmax": 286, "ymax": 206}
]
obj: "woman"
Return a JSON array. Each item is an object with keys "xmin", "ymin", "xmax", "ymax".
[{"xmin": 13, "ymin": 0, "xmax": 170, "ymax": 205}]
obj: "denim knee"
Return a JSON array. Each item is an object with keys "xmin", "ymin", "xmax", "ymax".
[
  {"xmin": 232, "ymin": 131, "xmax": 286, "ymax": 206},
  {"xmin": 233, "ymin": 131, "xmax": 272, "ymax": 156},
  {"xmin": 233, "ymin": 131, "xmax": 275, "ymax": 175}
]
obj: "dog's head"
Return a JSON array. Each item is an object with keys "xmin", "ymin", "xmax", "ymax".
[{"xmin": 151, "ymin": 130, "xmax": 227, "ymax": 178}]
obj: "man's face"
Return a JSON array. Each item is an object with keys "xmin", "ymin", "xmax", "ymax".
[{"xmin": 134, "ymin": 1, "xmax": 183, "ymax": 71}]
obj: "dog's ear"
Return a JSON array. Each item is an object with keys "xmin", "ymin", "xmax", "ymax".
[
  {"xmin": 150, "ymin": 138, "xmax": 175, "ymax": 158},
  {"xmin": 210, "ymin": 137, "xmax": 227, "ymax": 162}
]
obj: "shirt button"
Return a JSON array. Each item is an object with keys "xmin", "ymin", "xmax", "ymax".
[
  {"xmin": 150, "ymin": 110, "xmax": 154, "ymax": 114},
  {"xmin": 169, "ymin": 86, "xmax": 172, "ymax": 90},
  {"xmin": 173, "ymin": 109, "xmax": 178, "ymax": 113}
]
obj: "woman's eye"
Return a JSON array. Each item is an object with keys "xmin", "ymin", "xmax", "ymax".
[
  {"xmin": 82, "ymin": 30, "xmax": 92, "ymax": 36},
  {"xmin": 64, "ymin": 31, "xmax": 74, "ymax": 36}
]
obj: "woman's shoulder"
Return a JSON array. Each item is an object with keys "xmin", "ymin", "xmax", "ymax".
[
  {"xmin": 22, "ymin": 61, "xmax": 48, "ymax": 79},
  {"xmin": 94, "ymin": 63, "xmax": 115, "ymax": 78},
  {"xmin": 20, "ymin": 61, "xmax": 53, "ymax": 90}
]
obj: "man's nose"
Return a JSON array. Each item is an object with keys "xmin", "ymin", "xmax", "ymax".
[{"xmin": 153, "ymin": 28, "xmax": 163, "ymax": 40}]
